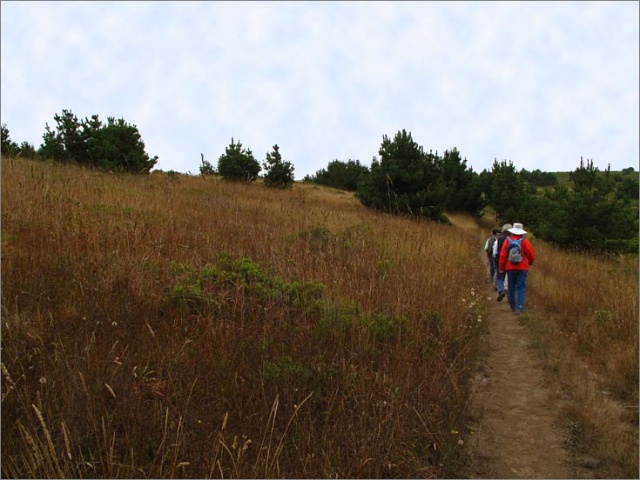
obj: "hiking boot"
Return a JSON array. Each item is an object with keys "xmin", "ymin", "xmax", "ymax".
[{"xmin": 497, "ymin": 291, "xmax": 506, "ymax": 302}]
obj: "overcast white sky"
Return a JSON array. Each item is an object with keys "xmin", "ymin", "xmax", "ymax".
[{"xmin": 1, "ymin": 1, "xmax": 638, "ymax": 179}]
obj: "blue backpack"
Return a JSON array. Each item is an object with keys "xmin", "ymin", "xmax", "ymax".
[{"xmin": 507, "ymin": 238, "xmax": 523, "ymax": 264}]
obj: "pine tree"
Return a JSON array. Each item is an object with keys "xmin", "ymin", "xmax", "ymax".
[
  {"xmin": 262, "ymin": 144, "xmax": 295, "ymax": 188},
  {"xmin": 529, "ymin": 158, "xmax": 638, "ymax": 252},
  {"xmin": 87, "ymin": 117, "xmax": 158, "ymax": 173},
  {"xmin": 1, "ymin": 124, "xmax": 19, "ymax": 156},
  {"xmin": 37, "ymin": 109, "xmax": 85, "ymax": 162},
  {"xmin": 217, "ymin": 138, "xmax": 260, "ymax": 182},
  {"xmin": 357, "ymin": 129, "xmax": 447, "ymax": 221},
  {"xmin": 441, "ymin": 148, "xmax": 483, "ymax": 213},
  {"xmin": 36, "ymin": 110, "xmax": 157, "ymax": 173},
  {"xmin": 486, "ymin": 159, "xmax": 526, "ymax": 222}
]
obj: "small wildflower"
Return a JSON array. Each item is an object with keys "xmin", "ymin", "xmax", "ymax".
[
  {"xmin": 39, "ymin": 377, "xmax": 47, "ymax": 384},
  {"xmin": 458, "ymin": 439, "xmax": 464, "ymax": 446}
]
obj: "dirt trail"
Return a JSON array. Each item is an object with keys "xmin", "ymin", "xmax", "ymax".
[{"xmin": 461, "ymin": 228, "xmax": 573, "ymax": 479}]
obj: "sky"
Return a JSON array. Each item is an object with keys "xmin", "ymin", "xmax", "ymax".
[{"xmin": 1, "ymin": 1, "xmax": 638, "ymax": 180}]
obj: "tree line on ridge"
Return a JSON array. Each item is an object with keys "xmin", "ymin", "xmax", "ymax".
[{"xmin": 2, "ymin": 111, "xmax": 637, "ymax": 253}]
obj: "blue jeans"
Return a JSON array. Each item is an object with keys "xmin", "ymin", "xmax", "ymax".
[
  {"xmin": 506, "ymin": 270, "xmax": 529, "ymax": 312},
  {"xmin": 496, "ymin": 269, "xmax": 506, "ymax": 293}
]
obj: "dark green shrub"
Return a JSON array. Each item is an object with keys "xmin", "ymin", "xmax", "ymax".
[
  {"xmin": 306, "ymin": 159, "xmax": 369, "ymax": 191},
  {"xmin": 88, "ymin": 116, "xmax": 158, "ymax": 173},
  {"xmin": 217, "ymin": 138, "xmax": 260, "ymax": 182}
]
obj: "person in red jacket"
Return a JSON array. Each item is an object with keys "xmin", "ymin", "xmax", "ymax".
[{"xmin": 498, "ymin": 222, "xmax": 535, "ymax": 314}]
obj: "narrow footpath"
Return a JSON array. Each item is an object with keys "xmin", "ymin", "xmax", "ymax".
[{"xmin": 461, "ymin": 231, "xmax": 573, "ymax": 479}]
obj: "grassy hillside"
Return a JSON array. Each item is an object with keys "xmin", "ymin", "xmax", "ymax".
[
  {"xmin": 1, "ymin": 158, "xmax": 490, "ymax": 478},
  {"xmin": 1, "ymin": 157, "xmax": 637, "ymax": 478}
]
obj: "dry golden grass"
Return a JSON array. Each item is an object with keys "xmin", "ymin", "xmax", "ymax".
[
  {"xmin": 1, "ymin": 158, "xmax": 488, "ymax": 478},
  {"xmin": 522, "ymin": 239, "xmax": 639, "ymax": 477}
]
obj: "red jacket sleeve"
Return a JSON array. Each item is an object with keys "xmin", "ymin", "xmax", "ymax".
[{"xmin": 523, "ymin": 238, "xmax": 535, "ymax": 265}]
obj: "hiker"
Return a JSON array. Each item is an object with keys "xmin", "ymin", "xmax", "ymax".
[
  {"xmin": 493, "ymin": 223, "xmax": 512, "ymax": 300},
  {"xmin": 484, "ymin": 228, "xmax": 500, "ymax": 286},
  {"xmin": 498, "ymin": 222, "xmax": 535, "ymax": 314}
]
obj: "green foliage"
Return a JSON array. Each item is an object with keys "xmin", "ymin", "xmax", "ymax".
[
  {"xmin": 88, "ymin": 116, "xmax": 159, "ymax": 173},
  {"xmin": 262, "ymin": 144, "xmax": 295, "ymax": 188},
  {"xmin": 262, "ymin": 356, "xmax": 312, "ymax": 386},
  {"xmin": 441, "ymin": 148, "xmax": 483, "ymax": 213},
  {"xmin": 166, "ymin": 170, "xmax": 181, "ymax": 182},
  {"xmin": 199, "ymin": 153, "xmax": 217, "ymax": 176},
  {"xmin": 477, "ymin": 159, "xmax": 637, "ymax": 253},
  {"xmin": 39, "ymin": 109, "xmax": 87, "ymax": 162},
  {"xmin": 1, "ymin": 125, "xmax": 38, "ymax": 159},
  {"xmin": 611, "ymin": 170, "xmax": 639, "ymax": 201},
  {"xmin": 297, "ymin": 225, "xmax": 336, "ymax": 251},
  {"xmin": 528, "ymin": 159, "xmax": 638, "ymax": 252},
  {"xmin": 482, "ymin": 159, "xmax": 526, "ymax": 222},
  {"xmin": 217, "ymin": 138, "xmax": 261, "ymax": 182},
  {"xmin": 305, "ymin": 158, "xmax": 369, "ymax": 191},
  {"xmin": 359, "ymin": 312, "xmax": 407, "ymax": 343},
  {"xmin": 520, "ymin": 168, "xmax": 558, "ymax": 188},
  {"xmin": 354, "ymin": 131, "xmax": 480, "ymax": 219},
  {"xmin": 164, "ymin": 254, "xmax": 325, "ymax": 316},
  {"xmin": 314, "ymin": 299, "xmax": 359, "ymax": 342},
  {"xmin": 17, "ymin": 141, "xmax": 37, "ymax": 158},
  {"xmin": 357, "ymin": 129, "xmax": 448, "ymax": 222},
  {"xmin": 36, "ymin": 109, "xmax": 158, "ymax": 173},
  {"xmin": 1, "ymin": 124, "xmax": 19, "ymax": 156},
  {"xmin": 313, "ymin": 298, "xmax": 406, "ymax": 347}
]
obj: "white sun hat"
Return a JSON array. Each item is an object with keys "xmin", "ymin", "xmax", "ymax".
[{"xmin": 508, "ymin": 222, "xmax": 527, "ymax": 235}]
